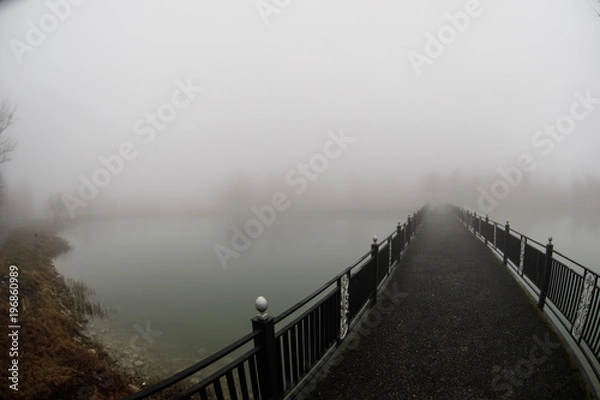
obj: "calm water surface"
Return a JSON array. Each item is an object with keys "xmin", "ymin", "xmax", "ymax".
[{"xmin": 54, "ymin": 214, "xmax": 407, "ymax": 377}]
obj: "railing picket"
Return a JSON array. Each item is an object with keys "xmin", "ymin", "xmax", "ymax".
[
  {"xmin": 281, "ymin": 331, "xmax": 291, "ymax": 392},
  {"xmin": 318, "ymin": 305, "xmax": 325, "ymax": 356},
  {"xmin": 237, "ymin": 363, "xmax": 250, "ymax": 400},
  {"xmin": 214, "ymin": 379, "xmax": 225, "ymax": 400},
  {"xmin": 326, "ymin": 295, "xmax": 333, "ymax": 347},
  {"xmin": 547, "ymin": 261, "xmax": 559, "ymax": 304},
  {"xmin": 563, "ymin": 268, "xmax": 574, "ymax": 320},
  {"xmin": 568, "ymin": 273, "xmax": 583, "ymax": 323},
  {"xmin": 248, "ymin": 355, "xmax": 260, "ymax": 400},
  {"xmin": 313, "ymin": 309, "xmax": 319, "ymax": 364},
  {"xmin": 290, "ymin": 325, "xmax": 299, "ymax": 384},
  {"xmin": 298, "ymin": 319, "xmax": 306, "ymax": 375},
  {"xmin": 275, "ymin": 336, "xmax": 284, "ymax": 395},
  {"xmin": 556, "ymin": 263, "xmax": 568, "ymax": 315},
  {"xmin": 199, "ymin": 387, "xmax": 209, "ymax": 400},
  {"xmin": 322, "ymin": 298, "xmax": 329, "ymax": 353},
  {"xmin": 325, "ymin": 295, "xmax": 331, "ymax": 348},
  {"xmin": 328, "ymin": 293, "xmax": 335, "ymax": 345},
  {"xmin": 226, "ymin": 371, "xmax": 238, "ymax": 400},
  {"xmin": 305, "ymin": 313, "xmax": 312, "ymax": 367},
  {"xmin": 303, "ymin": 315, "xmax": 310, "ymax": 370},
  {"xmin": 330, "ymin": 291, "xmax": 339, "ymax": 345}
]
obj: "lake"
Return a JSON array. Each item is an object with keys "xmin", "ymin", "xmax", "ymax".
[
  {"xmin": 53, "ymin": 209, "xmax": 600, "ymax": 379},
  {"xmin": 54, "ymin": 212, "xmax": 411, "ymax": 379}
]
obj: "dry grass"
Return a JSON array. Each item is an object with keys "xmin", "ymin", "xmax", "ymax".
[{"xmin": 0, "ymin": 224, "xmax": 138, "ymax": 400}]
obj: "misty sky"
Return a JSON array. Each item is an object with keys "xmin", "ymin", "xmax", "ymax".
[{"xmin": 1, "ymin": 0, "xmax": 599, "ymax": 215}]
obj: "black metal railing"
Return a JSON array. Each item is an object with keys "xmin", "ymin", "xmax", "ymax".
[
  {"xmin": 125, "ymin": 205, "xmax": 428, "ymax": 400},
  {"xmin": 452, "ymin": 206, "xmax": 600, "ymax": 385}
]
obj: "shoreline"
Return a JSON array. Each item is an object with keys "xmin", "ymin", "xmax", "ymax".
[{"xmin": 0, "ymin": 223, "xmax": 140, "ymax": 399}]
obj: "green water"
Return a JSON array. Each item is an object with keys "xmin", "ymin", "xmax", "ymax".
[{"xmin": 54, "ymin": 214, "xmax": 406, "ymax": 377}]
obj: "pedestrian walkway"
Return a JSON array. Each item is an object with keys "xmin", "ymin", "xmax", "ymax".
[{"xmin": 307, "ymin": 208, "xmax": 589, "ymax": 399}]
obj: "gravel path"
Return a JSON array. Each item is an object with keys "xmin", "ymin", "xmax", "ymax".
[{"xmin": 306, "ymin": 208, "xmax": 588, "ymax": 399}]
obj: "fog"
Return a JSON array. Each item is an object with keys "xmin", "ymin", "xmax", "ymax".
[{"xmin": 1, "ymin": 0, "xmax": 599, "ymax": 223}]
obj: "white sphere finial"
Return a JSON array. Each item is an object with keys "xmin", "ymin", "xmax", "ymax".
[
  {"xmin": 255, "ymin": 296, "xmax": 268, "ymax": 319},
  {"xmin": 373, "ymin": 235, "xmax": 378, "ymax": 244}
]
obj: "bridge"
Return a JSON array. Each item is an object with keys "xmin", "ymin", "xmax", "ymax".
[{"xmin": 125, "ymin": 205, "xmax": 599, "ymax": 400}]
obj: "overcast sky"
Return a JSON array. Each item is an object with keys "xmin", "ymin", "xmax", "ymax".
[{"xmin": 1, "ymin": 0, "xmax": 599, "ymax": 216}]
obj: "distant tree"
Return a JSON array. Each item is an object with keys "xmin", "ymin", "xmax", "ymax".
[
  {"xmin": 0, "ymin": 101, "xmax": 16, "ymax": 213},
  {"xmin": 0, "ymin": 101, "xmax": 16, "ymax": 164},
  {"xmin": 9, "ymin": 183, "xmax": 33, "ymax": 222},
  {"xmin": 48, "ymin": 193, "xmax": 66, "ymax": 228}
]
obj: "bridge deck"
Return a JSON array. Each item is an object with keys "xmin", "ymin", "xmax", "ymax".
[{"xmin": 307, "ymin": 208, "xmax": 588, "ymax": 399}]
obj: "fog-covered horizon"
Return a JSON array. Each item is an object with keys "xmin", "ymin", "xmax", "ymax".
[{"xmin": 1, "ymin": 0, "xmax": 599, "ymax": 223}]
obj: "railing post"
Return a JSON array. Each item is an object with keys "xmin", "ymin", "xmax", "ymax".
[
  {"xmin": 396, "ymin": 221, "xmax": 402, "ymax": 260},
  {"xmin": 400, "ymin": 223, "xmax": 406, "ymax": 249},
  {"xmin": 413, "ymin": 212, "xmax": 417, "ymax": 234},
  {"xmin": 473, "ymin": 213, "xmax": 477, "ymax": 236},
  {"xmin": 407, "ymin": 216, "xmax": 412, "ymax": 244},
  {"xmin": 485, "ymin": 215, "xmax": 489, "ymax": 246},
  {"xmin": 503, "ymin": 221, "xmax": 510, "ymax": 265},
  {"xmin": 388, "ymin": 237, "xmax": 392, "ymax": 273},
  {"xmin": 493, "ymin": 222, "xmax": 497, "ymax": 249},
  {"xmin": 537, "ymin": 238, "xmax": 554, "ymax": 310},
  {"xmin": 371, "ymin": 236, "xmax": 379, "ymax": 305},
  {"xmin": 251, "ymin": 297, "xmax": 282, "ymax": 400}
]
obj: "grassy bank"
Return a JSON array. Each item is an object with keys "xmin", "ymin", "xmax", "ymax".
[{"xmin": 0, "ymin": 224, "xmax": 137, "ymax": 399}]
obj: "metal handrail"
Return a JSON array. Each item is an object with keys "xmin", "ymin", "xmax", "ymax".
[{"xmin": 123, "ymin": 330, "xmax": 260, "ymax": 399}]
